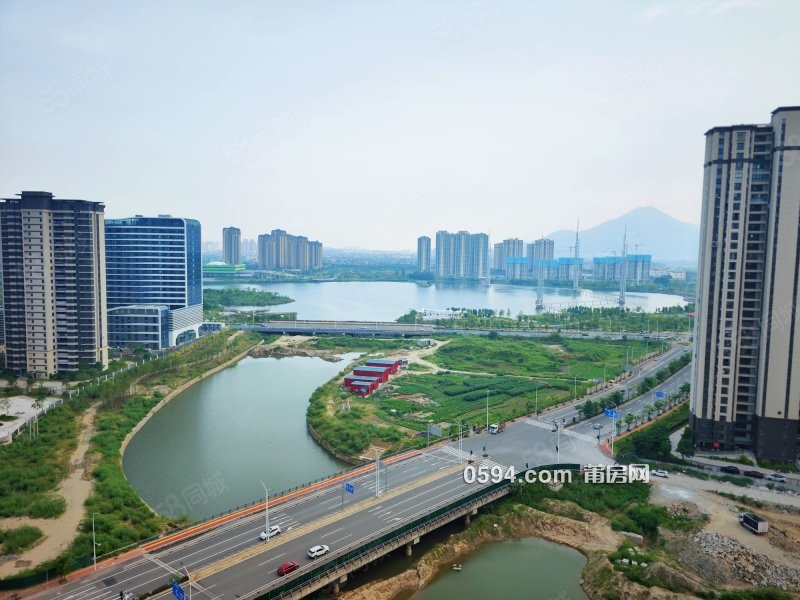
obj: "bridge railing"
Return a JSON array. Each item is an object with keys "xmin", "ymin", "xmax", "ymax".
[{"xmin": 251, "ymin": 479, "xmax": 510, "ymax": 599}]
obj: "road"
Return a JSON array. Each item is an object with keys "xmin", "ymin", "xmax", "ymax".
[
  {"xmin": 534, "ymin": 342, "xmax": 690, "ymax": 429},
  {"xmin": 24, "ymin": 418, "xmax": 610, "ymax": 600}
]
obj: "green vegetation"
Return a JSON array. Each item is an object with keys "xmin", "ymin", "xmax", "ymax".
[
  {"xmin": 0, "ymin": 525, "xmax": 43, "ymax": 555},
  {"xmin": 306, "ymin": 378, "xmax": 406, "ymax": 456},
  {"xmin": 311, "ymin": 337, "xmax": 413, "ymax": 352},
  {"xmin": 202, "ymin": 287, "xmax": 293, "ymax": 309},
  {"xmin": 384, "ymin": 373, "xmax": 565, "ymax": 430},
  {"xmin": 0, "ymin": 397, "xmax": 84, "ymax": 518},
  {"xmin": 305, "ymin": 333, "xmax": 685, "ymax": 457},
  {"xmin": 0, "ymin": 330, "xmax": 266, "ymax": 586},
  {"xmin": 615, "ymin": 404, "xmax": 689, "ymax": 462},
  {"xmin": 428, "ymin": 334, "xmax": 650, "ymax": 380},
  {"xmin": 398, "ymin": 303, "xmax": 694, "ymax": 334}
]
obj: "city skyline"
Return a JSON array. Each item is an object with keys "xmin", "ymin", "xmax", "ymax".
[{"xmin": 2, "ymin": 2, "xmax": 799, "ymax": 250}]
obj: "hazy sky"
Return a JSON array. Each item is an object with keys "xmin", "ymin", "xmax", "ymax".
[{"xmin": 2, "ymin": 1, "xmax": 799, "ymax": 250}]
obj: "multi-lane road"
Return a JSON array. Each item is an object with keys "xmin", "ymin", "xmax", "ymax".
[{"xmin": 26, "ymin": 416, "xmax": 611, "ymax": 600}]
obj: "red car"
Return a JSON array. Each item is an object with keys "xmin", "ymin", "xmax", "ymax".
[{"xmin": 277, "ymin": 561, "xmax": 299, "ymax": 576}]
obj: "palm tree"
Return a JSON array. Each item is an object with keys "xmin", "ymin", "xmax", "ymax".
[
  {"xmin": 643, "ymin": 403, "xmax": 654, "ymax": 421},
  {"xmin": 624, "ymin": 413, "xmax": 635, "ymax": 431}
]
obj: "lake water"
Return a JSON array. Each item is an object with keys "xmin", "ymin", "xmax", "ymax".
[
  {"xmin": 205, "ymin": 280, "xmax": 686, "ymax": 321},
  {"xmin": 411, "ymin": 537, "xmax": 587, "ymax": 600},
  {"xmin": 122, "ymin": 354, "xmax": 355, "ymax": 520}
]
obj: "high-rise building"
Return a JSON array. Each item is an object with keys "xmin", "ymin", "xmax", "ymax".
[
  {"xmin": 417, "ymin": 236, "xmax": 431, "ymax": 272},
  {"xmin": 691, "ymin": 106, "xmax": 800, "ymax": 462},
  {"xmin": 0, "ymin": 191, "xmax": 108, "ymax": 376},
  {"xmin": 105, "ymin": 215, "xmax": 203, "ymax": 349},
  {"xmin": 592, "ymin": 254, "xmax": 651, "ymax": 283},
  {"xmin": 223, "ymin": 226, "xmax": 241, "ymax": 265},
  {"xmin": 530, "ymin": 238, "xmax": 554, "ymax": 261},
  {"xmin": 257, "ymin": 229, "xmax": 322, "ymax": 270},
  {"xmin": 434, "ymin": 230, "xmax": 489, "ymax": 280},
  {"xmin": 501, "ymin": 238, "xmax": 525, "ymax": 279}
]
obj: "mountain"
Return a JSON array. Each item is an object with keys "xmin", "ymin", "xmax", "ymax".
[{"xmin": 546, "ymin": 207, "xmax": 699, "ymax": 263}]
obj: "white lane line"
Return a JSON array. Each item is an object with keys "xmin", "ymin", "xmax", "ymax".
[
  {"xmin": 258, "ymin": 552, "xmax": 286, "ymax": 567},
  {"xmin": 320, "ymin": 527, "xmax": 343, "ymax": 538},
  {"xmin": 329, "ymin": 533, "xmax": 352, "ymax": 546}
]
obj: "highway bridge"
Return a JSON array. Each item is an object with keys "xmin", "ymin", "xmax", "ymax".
[
  {"xmin": 235, "ymin": 320, "xmax": 435, "ymax": 337},
  {"xmin": 23, "ymin": 420, "xmax": 607, "ymax": 600}
]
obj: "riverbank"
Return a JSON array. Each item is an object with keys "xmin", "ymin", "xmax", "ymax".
[{"xmin": 339, "ymin": 503, "xmax": 623, "ymax": 600}]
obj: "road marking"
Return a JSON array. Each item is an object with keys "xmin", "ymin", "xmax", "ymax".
[
  {"xmin": 329, "ymin": 533, "xmax": 353, "ymax": 546},
  {"xmin": 320, "ymin": 527, "xmax": 343, "ymax": 538},
  {"xmin": 257, "ymin": 552, "xmax": 286, "ymax": 567}
]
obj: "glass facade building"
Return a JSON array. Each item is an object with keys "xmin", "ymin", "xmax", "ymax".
[{"xmin": 105, "ymin": 216, "xmax": 202, "ymax": 349}]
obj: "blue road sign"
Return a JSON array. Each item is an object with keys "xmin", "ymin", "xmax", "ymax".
[
  {"xmin": 654, "ymin": 390, "xmax": 666, "ymax": 399},
  {"xmin": 345, "ymin": 482, "xmax": 354, "ymax": 494},
  {"xmin": 604, "ymin": 408, "xmax": 619, "ymax": 419},
  {"xmin": 172, "ymin": 580, "xmax": 186, "ymax": 600}
]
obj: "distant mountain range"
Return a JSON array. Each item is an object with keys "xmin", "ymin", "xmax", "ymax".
[{"xmin": 546, "ymin": 207, "xmax": 699, "ymax": 264}]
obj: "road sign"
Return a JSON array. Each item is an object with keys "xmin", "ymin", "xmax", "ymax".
[
  {"xmin": 654, "ymin": 390, "xmax": 666, "ymax": 399},
  {"xmin": 604, "ymin": 408, "xmax": 619, "ymax": 419},
  {"xmin": 172, "ymin": 580, "xmax": 186, "ymax": 600},
  {"xmin": 345, "ymin": 482, "xmax": 354, "ymax": 494}
]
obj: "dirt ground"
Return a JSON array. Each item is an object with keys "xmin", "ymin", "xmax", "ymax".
[
  {"xmin": 0, "ymin": 404, "xmax": 97, "ymax": 577},
  {"xmin": 649, "ymin": 476, "xmax": 800, "ymax": 568}
]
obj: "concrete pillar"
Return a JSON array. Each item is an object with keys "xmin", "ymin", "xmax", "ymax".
[
  {"xmin": 464, "ymin": 514, "xmax": 471, "ymax": 526},
  {"xmin": 405, "ymin": 542, "xmax": 413, "ymax": 556},
  {"xmin": 332, "ymin": 581, "xmax": 340, "ymax": 595}
]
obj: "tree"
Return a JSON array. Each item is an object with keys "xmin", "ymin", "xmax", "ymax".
[
  {"xmin": 0, "ymin": 396, "xmax": 11, "ymax": 417},
  {"xmin": 643, "ymin": 403, "xmax": 654, "ymax": 421},
  {"xmin": 677, "ymin": 426, "xmax": 695, "ymax": 459},
  {"xmin": 624, "ymin": 413, "xmax": 635, "ymax": 431},
  {"xmin": 653, "ymin": 399, "xmax": 665, "ymax": 415}
]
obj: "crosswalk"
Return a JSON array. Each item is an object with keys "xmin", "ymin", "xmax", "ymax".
[
  {"xmin": 437, "ymin": 445, "xmax": 507, "ymax": 470},
  {"xmin": 524, "ymin": 418, "xmax": 598, "ymax": 446}
]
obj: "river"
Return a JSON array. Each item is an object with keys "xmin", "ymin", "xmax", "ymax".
[
  {"xmin": 122, "ymin": 354, "xmax": 355, "ymax": 521},
  {"xmin": 204, "ymin": 280, "xmax": 686, "ymax": 321}
]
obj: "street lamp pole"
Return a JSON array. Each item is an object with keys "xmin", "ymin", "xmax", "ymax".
[
  {"xmin": 485, "ymin": 390, "xmax": 489, "ymax": 430},
  {"xmin": 609, "ymin": 400, "xmax": 618, "ymax": 455},
  {"xmin": 182, "ymin": 563, "xmax": 193, "ymax": 600},
  {"xmin": 260, "ymin": 480, "xmax": 270, "ymax": 542},
  {"xmin": 557, "ymin": 424, "xmax": 561, "ymax": 464},
  {"xmin": 92, "ymin": 512, "xmax": 98, "ymax": 570}
]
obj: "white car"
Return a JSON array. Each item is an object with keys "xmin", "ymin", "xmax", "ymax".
[
  {"xmin": 591, "ymin": 423, "xmax": 603, "ymax": 430},
  {"xmin": 766, "ymin": 473, "xmax": 787, "ymax": 483},
  {"xmin": 650, "ymin": 469, "xmax": 669, "ymax": 478},
  {"xmin": 259, "ymin": 524, "xmax": 281, "ymax": 540},
  {"xmin": 307, "ymin": 544, "xmax": 330, "ymax": 558}
]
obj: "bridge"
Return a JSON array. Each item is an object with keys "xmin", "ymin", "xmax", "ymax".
[
  {"xmin": 235, "ymin": 320, "xmax": 435, "ymax": 337},
  {"xmin": 21, "ymin": 420, "xmax": 607, "ymax": 600}
]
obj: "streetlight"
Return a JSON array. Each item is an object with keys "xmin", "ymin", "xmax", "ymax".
[
  {"xmin": 608, "ymin": 399, "xmax": 618, "ymax": 455},
  {"xmin": 486, "ymin": 390, "xmax": 489, "ymax": 430},
  {"xmin": 181, "ymin": 562, "xmax": 193, "ymax": 600},
  {"xmin": 92, "ymin": 512, "xmax": 99, "ymax": 571},
  {"xmin": 260, "ymin": 480, "xmax": 270, "ymax": 542}
]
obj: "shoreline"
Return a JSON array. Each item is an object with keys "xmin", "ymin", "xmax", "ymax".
[{"xmin": 338, "ymin": 504, "xmax": 624, "ymax": 600}]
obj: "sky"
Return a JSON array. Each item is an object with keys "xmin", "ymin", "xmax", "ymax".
[{"xmin": 1, "ymin": 0, "xmax": 799, "ymax": 251}]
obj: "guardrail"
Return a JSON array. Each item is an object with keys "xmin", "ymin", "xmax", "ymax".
[{"xmin": 249, "ymin": 479, "xmax": 511, "ymax": 599}]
